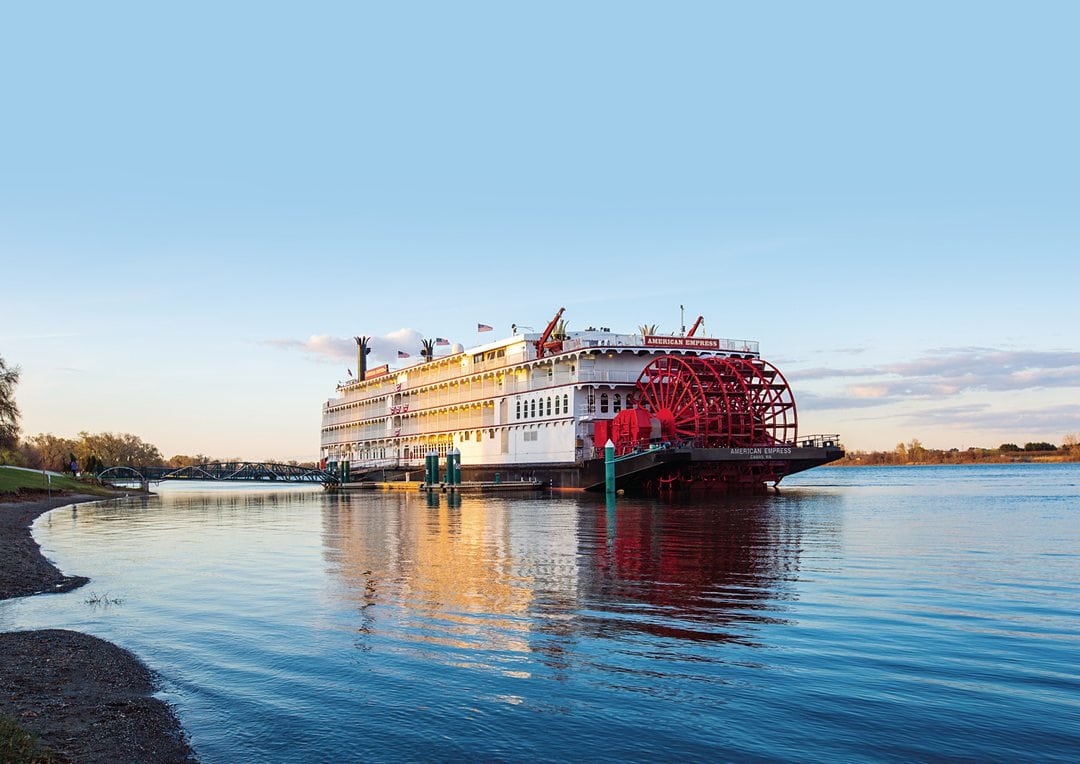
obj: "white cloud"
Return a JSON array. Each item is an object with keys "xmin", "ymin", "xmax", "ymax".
[{"xmin": 264, "ymin": 328, "xmax": 442, "ymax": 369}]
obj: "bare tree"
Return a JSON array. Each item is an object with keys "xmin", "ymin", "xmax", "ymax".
[{"xmin": 0, "ymin": 355, "xmax": 20, "ymax": 453}]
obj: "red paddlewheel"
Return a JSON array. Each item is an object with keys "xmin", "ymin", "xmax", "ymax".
[
  {"xmin": 627, "ymin": 354, "xmax": 798, "ymax": 449},
  {"xmin": 728, "ymin": 358, "xmax": 797, "ymax": 446}
]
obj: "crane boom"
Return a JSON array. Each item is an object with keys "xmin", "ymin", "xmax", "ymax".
[
  {"xmin": 535, "ymin": 307, "xmax": 566, "ymax": 358},
  {"xmin": 687, "ymin": 316, "xmax": 704, "ymax": 337}
]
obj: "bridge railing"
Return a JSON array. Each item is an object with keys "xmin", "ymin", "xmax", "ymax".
[{"xmin": 97, "ymin": 462, "xmax": 339, "ymax": 484}]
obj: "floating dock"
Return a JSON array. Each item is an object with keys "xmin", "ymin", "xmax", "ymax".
[{"xmin": 335, "ymin": 480, "xmax": 544, "ymax": 494}]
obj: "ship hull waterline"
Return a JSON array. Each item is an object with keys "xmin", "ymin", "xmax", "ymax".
[{"xmin": 347, "ymin": 445, "xmax": 844, "ymax": 493}]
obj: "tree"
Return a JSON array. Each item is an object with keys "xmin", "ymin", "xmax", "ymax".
[
  {"xmin": 23, "ymin": 433, "xmax": 76, "ymax": 471},
  {"xmin": 998, "ymin": 443, "xmax": 1020, "ymax": 452},
  {"xmin": 167, "ymin": 453, "xmax": 217, "ymax": 468},
  {"xmin": 0, "ymin": 355, "xmax": 20, "ymax": 454},
  {"xmin": 1023, "ymin": 442, "xmax": 1056, "ymax": 452},
  {"xmin": 73, "ymin": 431, "xmax": 164, "ymax": 467}
]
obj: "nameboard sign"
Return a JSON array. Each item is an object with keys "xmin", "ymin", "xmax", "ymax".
[{"xmin": 643, "ymin": 336, "xmax": 721, "ymax": 350}]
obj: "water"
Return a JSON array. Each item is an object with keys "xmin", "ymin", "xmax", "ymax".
[{"xmin": 2, "ymin": 465, "xmax": 1078, "ymax": 762}]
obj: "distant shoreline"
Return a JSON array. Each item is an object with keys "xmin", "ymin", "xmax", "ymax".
[
  {"xmin": 0, "ymin": 491, "xmax": 196, "ymax": 762},
  {"xmin": 826, "ymin": 459, "xmax": 1079, "ymax": 467}
]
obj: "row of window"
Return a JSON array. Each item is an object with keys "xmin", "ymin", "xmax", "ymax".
[
  {"xmin": 472, "ymin": 348, "xmax": 507, "ymax": 363},
  {"xmin": 586, "ymin": 392, "xmax": 627, "ymax": 414},
  {"xmin": 517, "ymin": 393, "xmax": 570, "ymax": 420},
  {"xmin": 513, "ymin": 391, "xmax": 632, "ymax": 419}
]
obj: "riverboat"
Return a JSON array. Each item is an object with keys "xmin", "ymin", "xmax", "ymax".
[{"xmin": 321, "ymin": 309, "xmax": 843, "ymax": 492}]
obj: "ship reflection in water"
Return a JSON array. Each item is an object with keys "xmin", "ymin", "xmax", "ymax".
[{"xmin": 321, "ymin": 491, "xmax": 830, "ymax": 684}]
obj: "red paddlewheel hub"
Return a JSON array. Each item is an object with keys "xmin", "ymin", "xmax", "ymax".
[{"xmin": 612, "ymin": 354, "xmax": 798, "ymax": 454}]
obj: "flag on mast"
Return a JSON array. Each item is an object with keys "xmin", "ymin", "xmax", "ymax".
[
  {"xmin": 347, "ymin": 368, "xmax": 353, "ymax": 377},
  {"xmin": 397, "ymin": 350, "xmax": 410, "ymax": 358},
  {"xmin": 477, "ymin": 323, "xmax": 493, "ymax": 332},
  {"xmin": 435, "ymin": 337, "xmax": 450, "ymax": 346}
]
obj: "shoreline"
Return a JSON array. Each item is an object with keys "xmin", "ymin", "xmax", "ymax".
[{"xmin": 0, "ymin": 491, "xmax": 197, "ymax": 762}]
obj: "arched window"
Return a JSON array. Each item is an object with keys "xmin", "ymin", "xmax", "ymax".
[
  {"xmin": 555, "ymin": 395, "xmax": 561, "ymax": 415},
  {"xmin": 563, "ymin": 393, "xmax": 569, "ymax": 414},
  {"xmin": 613, "ymin": 394, "xmax": 622, "ymax": 413},
  {"xmin": 600, "ymin": 393, "xmax": 609, "ymax": 413},
  {"xmin": 546, "ymin": 397, "xmax": 552, "ymax": 416},
  {"xmin": 531, "ymin": 399, "xmax": 537, "ymax": 417},
  {"xmin": 516, "ymin": 400, "xmax": 521, "ymax": 419}
]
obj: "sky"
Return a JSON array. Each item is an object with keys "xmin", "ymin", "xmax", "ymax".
[{"xmin": 2, "ymin": 1, "xmax": 1078, "ymax": 461}]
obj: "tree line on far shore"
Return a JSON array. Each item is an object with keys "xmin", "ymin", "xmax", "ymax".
[
  {"xmin": 834, "ymin": 436, "xmax": 1080, "ymax": 466},
  {"xmin": 1, "ymin": 353, "xmax": 314, "ymax": 472},
  {"xmin": 4, "ymin": 430, "xmax": 316, "ymax": 473}
]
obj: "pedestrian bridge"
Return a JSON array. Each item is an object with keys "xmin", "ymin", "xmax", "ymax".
[{"xmin": 97, "ymin": 462, "xmax": 338, "ymax": 485}]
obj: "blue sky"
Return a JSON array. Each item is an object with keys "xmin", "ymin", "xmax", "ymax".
[{"xmin": 2, "ymin": 1, "xmax": 1078, "ymax": 460}]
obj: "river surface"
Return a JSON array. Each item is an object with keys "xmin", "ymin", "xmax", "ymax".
[{"xmin": 2, "ymin": 464, "xmax": 1078, "ymax": 762}]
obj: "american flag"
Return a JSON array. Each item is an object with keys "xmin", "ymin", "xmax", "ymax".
[
  {"xmin": 435, "ymin": 337, "xmax": 450, "ymax": 346},
  {"xmin": 477, "ymin": 323, "xmax": 493, "ymax": 332},
  {"xmin": 397, "ymin": 350, "xmax": 410, "ymax": 358},
  {"xmin": 347, "ymin": 368, "xmax": 353, "ymax": 377}
]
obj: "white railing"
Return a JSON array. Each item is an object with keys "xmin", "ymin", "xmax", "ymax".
[
  {"xmin": 577, "ymin": 370, "xmax": 639, "ymax": 384},
  {"xmin": 562, "ymin": 335, "xmax": 760, "ymax": 354}
]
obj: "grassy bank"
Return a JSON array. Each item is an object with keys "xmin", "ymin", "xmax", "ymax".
[
  {"xmin": 0, "ymin": 466, "xmax": 115, "ymax": 498},
  {"xmin": 0, "ymin": 714, "xmax": 62, "ymax": 763}
]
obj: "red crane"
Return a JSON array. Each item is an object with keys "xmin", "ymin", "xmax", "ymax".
[
  {"xmin": 686, "ymin": 316, "xmax": 704, "ymax": 337},
  {"xmin": 535, "ymin": 307, "xmax": 566, "ymax": 358}
]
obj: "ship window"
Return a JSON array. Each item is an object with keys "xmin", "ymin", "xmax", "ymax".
[
  {"xmin": 613, "ymin": 394, "xmax": 622, "ymax": 413},
  {"xmin": 516, "ymin": 400, "xmax": 521, "ymax": 419},
  {"xmin": 531, "ymin": 399, "xmax": 537, "ymax": 417},
  {"xmin": 497, "ymin": 349, "xmax": 505, "ymax": 358},
  {"xmin": 524, "ymin": 430, "xmax": 538, "ymax": 442},
  {"xmin": 555, "ymin": 395, "xmax": 561, "ymax": 415},
  {"xmin": 463, "ymin": 431, "xmax": 471, "ymax": 441},
  {"xmin": 600, "ymin": 393, "xmax": 609, "ymax": 413},
  {"xmin": 563, "ymin": 393, "xmax": 569, "ymax": 413},
  {"xmin": 476, "ymin": 430, "xmax": 482, "ymax": 442},
  {"xmin": 546, "ymin": 396, "xmax": 552, "ymax": 416}
]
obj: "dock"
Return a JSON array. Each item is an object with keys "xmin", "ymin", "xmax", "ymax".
[{"xmin": 335, "ymin": 480, "xmax": 545, "ymax": 494}]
